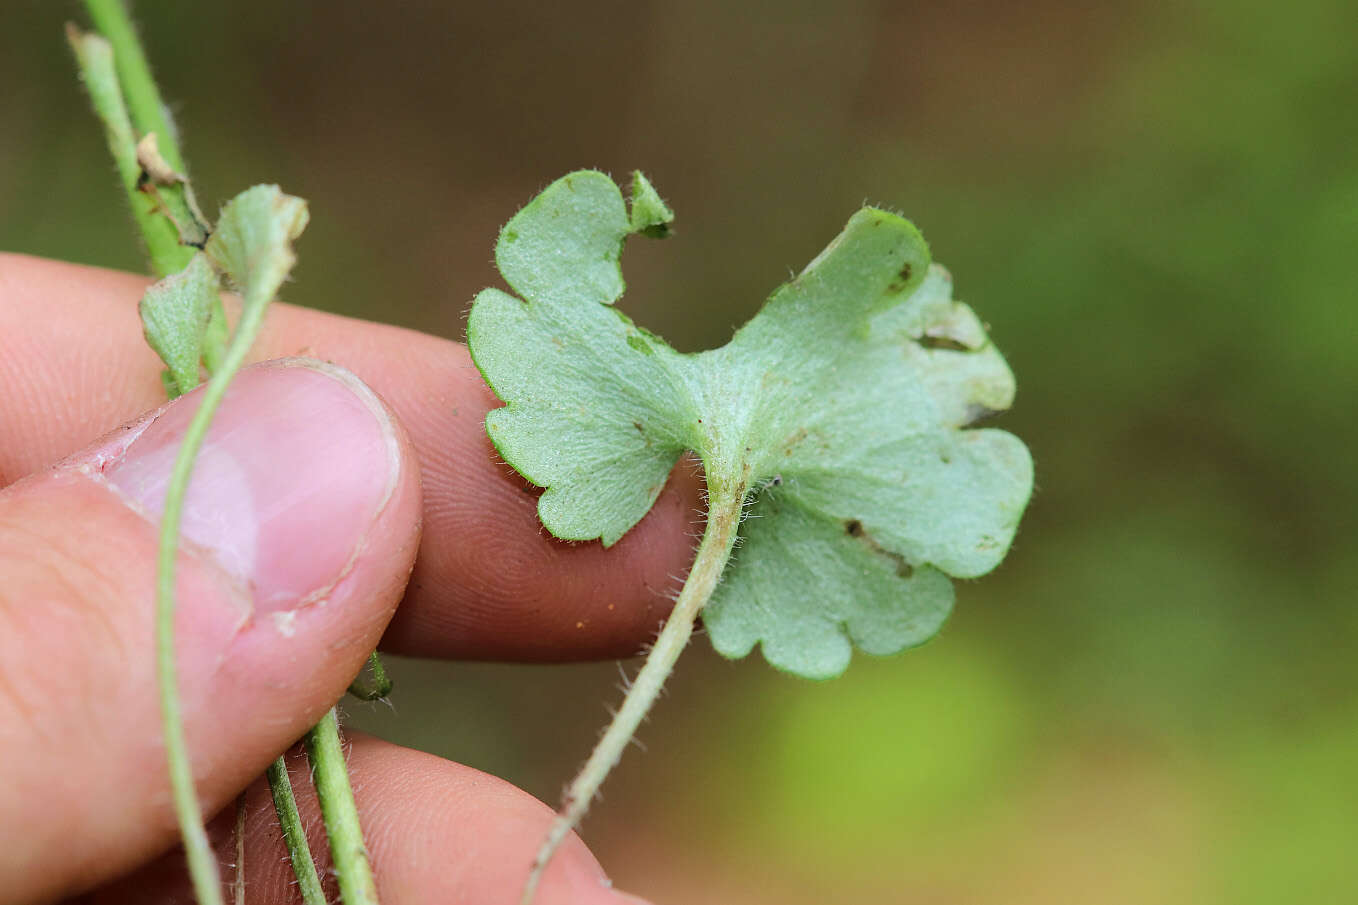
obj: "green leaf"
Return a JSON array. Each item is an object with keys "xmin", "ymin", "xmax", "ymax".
[
  {"xmin": 137, "ymin": 185, "xmax": 308, "ymax": 399},
  {"xmin": 468, "ymin": 172, "xmax": 1033, "ymax": 678},
  {"xmin": 139, "ymin": 253, "xmax": 219, "ymax": 398},
  {"xmin": 206, "ymin": 184, "xmax": 310, "ymax": 313},
  {"xmin": 628, "ymin": 170, "xmax": 674, "ymax": 238}
]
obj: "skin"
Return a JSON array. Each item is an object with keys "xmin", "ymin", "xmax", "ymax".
[{"xmin": 0, "ymin": 253, "xmax": 701, "ymax": 904}]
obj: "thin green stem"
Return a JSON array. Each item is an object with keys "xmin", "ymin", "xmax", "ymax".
[
  {"xmin": 70, "ymin": 9, "xmax": 232, "ymax": 905},
  {"xmin": 520, "ymin": 488, "xmax": 745, "ymax": 905},
  {"xmin": 267, "ymin": 756, "xmax": 327, "ymax": 905},
  {"xmin": 74, "ymin": 14, "xmax": 381, "ymax": 905},
  {"xmin": 81, "ymin": 0, "xmax": 206, "ymax": 275},
  {"xmin": 306, "ymin": 710, "xmax": 381, "ymax": 905},
  {"xmin": 83, "ymin": 0, "xmax": 184, "ymax": 171},
  {"xmin": 152, "ymin": 292, "xmax": 272, "ymax": 905},
  {"xmin": 347, "ymin": 651, "xmax": 393, "ymax": 701},
  {"xmin": 66, "ymin": 25, "xmax": 190, "ymax": 278},
  {"xmin": 65, "ymin": 27, "xmax": 138, "ymax": 198}
]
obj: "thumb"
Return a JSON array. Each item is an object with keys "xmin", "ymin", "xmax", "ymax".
[{"xmin": 0, "ymin": 359, "xmax": 421, "ymax": 904}]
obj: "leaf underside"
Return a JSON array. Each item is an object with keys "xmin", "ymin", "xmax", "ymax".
[
  {"xmin": 139, "ymin": 253, "xmax": 219, "ymax": 397},
  {"xmin": 468, "ymin": 171, "xmax": 1033, "ymax": 679},
  {"xmin": 139, "ymin": 185, "xmax": 310, "ymax": 396}
]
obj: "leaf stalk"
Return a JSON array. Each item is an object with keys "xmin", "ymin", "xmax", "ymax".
[
  {"xmin": 306, "ymin": 709, "xmax": 381, "ymax": 905},
  {"xmin": 521, "ymin": 486, "xmax": 745, "ymax": 905},
  {"xmin": 150, "ymin": 283, "xmax": 273, "ymax": 905},
  {"xmin": 267, "ymin": 756, "xmax": 328, "ymax": 905}
]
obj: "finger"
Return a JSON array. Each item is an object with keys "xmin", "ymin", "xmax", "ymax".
[
  {"xmin": 0, "ymin": 361, "xmax": 422, "ymax": 903},
  {"xmin": 0, "ymin": 253, "xmax": 703, "ymax": 662},
  {"xmin": 73, "ymin": 735, "xmax": 653, "ymax": 905}
]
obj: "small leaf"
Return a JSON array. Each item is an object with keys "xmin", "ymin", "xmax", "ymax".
[
  {"xmin": 139, "ymin": 253, "xmax": 219, "ymax": 397},
  {"xmin": 206, "ymin": 185, "xmax": 310, "ymax": 313},
  {"xmin": 628, "ymin": 170, "xmax": 674, "ymax": 238},
  {"xmin": 469, "ymin": 172, "xmax": 1033, "ymax": 678}
]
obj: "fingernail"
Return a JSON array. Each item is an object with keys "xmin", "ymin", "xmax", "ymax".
[{"xmin": 99, "ymin": 360, "xmax": 400, "ymax": 611}]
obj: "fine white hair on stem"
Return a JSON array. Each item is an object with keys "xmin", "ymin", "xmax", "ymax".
[
  {"xmin": 614, "ymin": 664, "xmax": 636, "ymax": 696},
  {"xmin": 519, "ymin": 489, "xmax": 745, "ymax": 905}
]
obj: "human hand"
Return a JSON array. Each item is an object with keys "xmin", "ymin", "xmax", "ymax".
[{"xmin": 0, "ymin": 253, "xmax": 699, "ymax": 904}]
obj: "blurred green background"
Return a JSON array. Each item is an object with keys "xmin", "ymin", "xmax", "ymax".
[{"xmin": 4, "ymin": 0, "xmax": 1357, "ymax": 901}]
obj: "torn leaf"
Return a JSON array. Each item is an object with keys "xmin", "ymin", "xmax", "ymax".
[{"xmin": 469, "ymin": 171, "xmax": 1032, "ymax": 678}]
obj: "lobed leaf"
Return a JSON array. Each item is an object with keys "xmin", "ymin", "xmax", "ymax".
[{"xmin": 469, "ymin": 172, "xmax": 1033, "ymax": 678}]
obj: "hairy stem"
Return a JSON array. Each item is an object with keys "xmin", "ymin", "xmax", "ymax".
[
  {"xmin": 347, "ymin": 651, "xmax": 393, "ymax": 701},
  {"xmin": 70, "ymin": 7, "xmax": 238, "ymax": 905},
  {"xmin": 151, "ymin": 287, "xmax": 272, "ymax": 905},
  {"xmin": 267, "ymin": 756, "xmax": 327, "ymax": 905},
  {"xmin": 66, "ymin": 24, "xmax": 190, "ymax": 278},
  {"xmin": 81, "ymin": 0, "xmax": 205, "ymax": 275},
  {"xmin": 306, "ymin": 709, "xmax": 381, "ymax": 905},
  {"xmin": 83, "ymin": 0, "xmax": 184, "ymax": 171},
  {"xmin": 520, "ymin": 489, "xmax": 744, "ymax": 905},
  {"xmin": 76, "ymin": 12, "xmax": 378, "ymax": 905}
]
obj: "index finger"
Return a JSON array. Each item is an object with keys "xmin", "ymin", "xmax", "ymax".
[{"xmin": 0, "ymin": 253, "xmax": 702, "ymax": 660}]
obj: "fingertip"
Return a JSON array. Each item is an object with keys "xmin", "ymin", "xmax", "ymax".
[
  {"xmin": 0, "ymin": 360, "xmax": 423, "ymax": 901},
  {"xmin": 381, "ymin": 446, "xmax": 705, "ymax": 661},
  {"xmin": 242, "ymin": 737, "xmax": 640, "ymax": 905},
  {"xmin": 1, "ymin": 255, "xmax": 707, "ymax": 662}
]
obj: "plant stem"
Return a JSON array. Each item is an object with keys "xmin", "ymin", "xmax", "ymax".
[
  {"xmin": 81, "ymin": 0, "xmax": 205, "ymax": 276},
  {"xmin": 151, "ymin": 286, "xmax": 272, "ymax": 905},
  {"xmin": 83, "ymin": 0, "xmax": 184, "ymax": 171},
  {"xmin": 72, "ymin": 10, "xmax": 228, "ymax": 902},
  {"xmin": 520, "ymin": 488, "xmax": 745, "ymax": 905},
  {"xmin": 66, "ymin": 25, "xmax": 191, "ymax": 278},
  {"xmin": 267, "ymin": 756, "xmax": 327, "ymax": 905},
  {"xmin": 70, "ymin": 9, "xmax": 232, "ymax": 905},
  {"xmin": 347, "ymin": 651, "xmax": 393, "ymax": 701},
  {"xmin": 75, "ymin": 13, "xmax": 381, "ymax": 905},
  {"xmin": 306, "ymin": 709, "xmax": 381, "ymax": 905}
]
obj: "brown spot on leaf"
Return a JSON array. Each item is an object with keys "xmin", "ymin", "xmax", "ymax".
[
  {"xmin": 888, "ymin": 261, "xmax": 915, "ymax": 293},
  {"xmin": 843, "ymin": 519, "xmax": 914, "ymax": 578},
  {"xmin": 918, "ymin": 334, "xmax": 972, "ymax": 352}
]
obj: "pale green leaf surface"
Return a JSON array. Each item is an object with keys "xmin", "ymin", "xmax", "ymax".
[
  {"xmin": 206, "ymin": 184, "xmax": 310, "ymax": 313},
  {"xmin": 139, "ymin": 253, "xmax": 219, "ymax": 397},
  {"xmin": 469, "ymin": 172, "xmax": 1033, "ymax": 678},
  {"xmin": 709, "ymin": 493, "xmax": 957, "ymax": 679}
]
